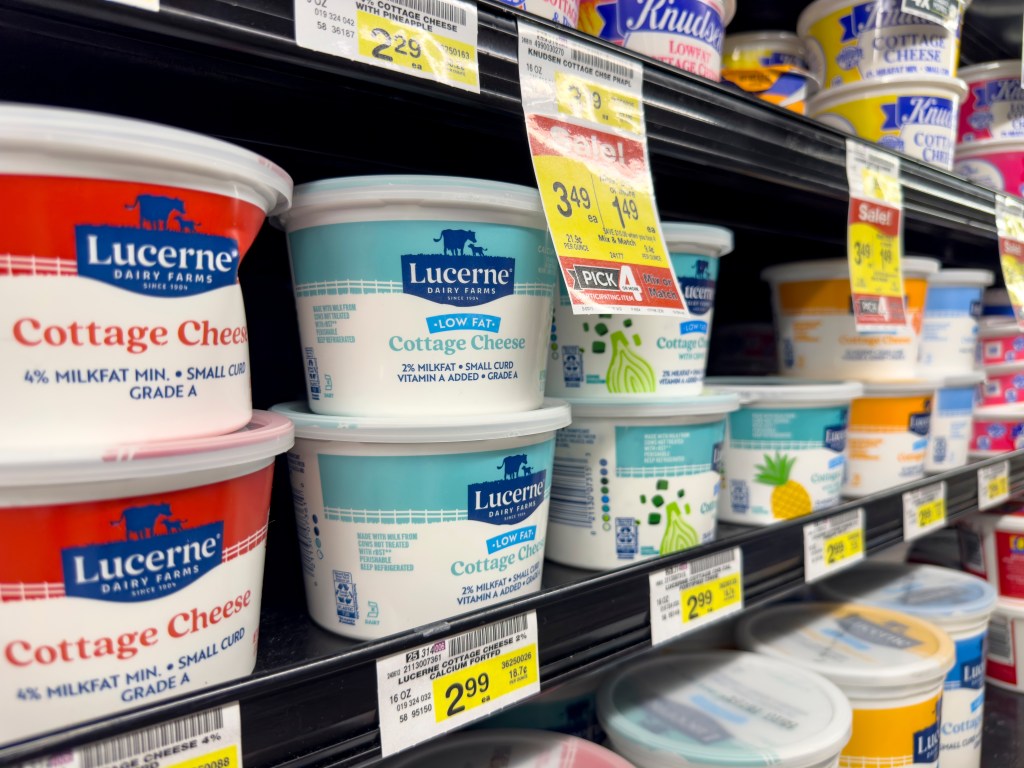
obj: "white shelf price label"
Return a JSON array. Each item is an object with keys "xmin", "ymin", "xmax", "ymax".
[
  {"xmin": 294, "ymin": 0, "xmax": 479, "ymax": 93},
  {"xmin": 804, "ymin": 508, "xmax": 865, "ymax": 583},
  {"xmin": 996, "ymin": 195, "xmax": 1024, "ymax": 330},
  {"xmin": 902, "ymin": 481, "xmax": 947, "ymax": 541},
  {"xmin": 900, "ymin": 0, "xmax": 963, "ymax": 30},
  {"xmin": 978, "ymin": 460, "xmax": 1011, "ymax": 510},
  {"xmin": 376, "ymin": 612, "xmax": 540, "ymax": 757},
  {"xmin": 649, "ymin": 547, "xmax": 743, "ymax": 647},
  {"xmin": 19, "ymin": 703, "xmax": 242, "ymax": 768}
]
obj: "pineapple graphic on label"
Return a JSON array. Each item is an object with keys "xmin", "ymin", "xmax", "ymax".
[{"xmin": 755, "ymin": 452, "xmax": 812, "ymax": 519}]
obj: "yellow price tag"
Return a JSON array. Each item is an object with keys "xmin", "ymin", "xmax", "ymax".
[
  {"xmin": 825, "ymin": 528, "xmax": 864, "ymax": 566},
  {"xmin": 356, "ymin": 10, "xmax": 477, "ymax": 88},
  {"xmin": 917, "ymin": 498, "xmax": 946, "ymax": 529},
  {"xmin": 680, "ymin": 573, "xmax": 742, "ymax": 623},
  {"xmin": 433, "ymin": 643, "xmax": 538, "ymax": 724},
  {"xmin": 989, "ymin": 475, "xmax": 1009, "ymax": 501},
  {"xmin": 555, "ymin": 72, "xmax": 643, "ymax": 135},
  {"xmin": 169, "ymin": 746, "xmax": 239, "ymax": 768},
  {"xmin": 861, "ymin": 167, "xmax": 902, "ymax": 206},
  {"xmin": 849, "ymin": 220, "xmax": 902, "ymax": 297}
]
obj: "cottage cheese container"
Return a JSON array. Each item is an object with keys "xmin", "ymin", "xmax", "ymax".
[
  {"xmin": 924, "ymin": 372, "xmax": 984, "ymax": 472},
  {"xmin": 979, "ymin": 319, "xmax": 1024, "ymax": 366},
  {"xmin": 599, "ymin": 651, "xmax": 853, "ymax": 768},
  {"xmin": 273, "ymin": 400, "xmax": 570, "ymax": 640},
  {"xmin": 957, "ymin": 505, "xmax": 1024, "ymax": 600},
  {"xmin": 277, "ymin": 176, "xmax": 557, "ymax": 417},
  {"xmin": 958, "ymin": 60, "xmax": 1024, "ymax": 143},
  {"xmin": 722, "ymin": 32, "xmax": 819, "ymax": 114},
  {"xmin": 954, "ymin": 139, "xmax": 1024, "ymax": 197},
  {"xmin": 548, "ymin": 223, "xmax": 732, "ymax": 399},
  {"xmin": 0, "ymin": 104, "xmax": 292, "ymax": 456},
  {"xmin": 985, "ymin": 596, "xmax": 1024, "ymax": 693},
  {"xmin": 0, "ymin": 411, "xmax": 294, "ymax": 744},
  {"xmin": 970, "ymin": 409, "xmax": 1024, "ymax": 455},
  {"xmin": 918, "ymin": 268, "xmax": 993, "ymax": 374},
  {"xmin": 738, "ymin": 603, "xmax": 955, "ymax": 768},
  {"xmin": 817, "ymin": 564, "xmax": 998, "ymax": 768}
]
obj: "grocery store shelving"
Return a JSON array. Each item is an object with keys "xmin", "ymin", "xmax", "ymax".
[{"xmin": 2, "ymin": 0, "xmax": 1024, "ymax": 766}]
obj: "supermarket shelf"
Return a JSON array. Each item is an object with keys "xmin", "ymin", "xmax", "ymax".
[{"xmin": 4, "ymin": 450, "xmax": 1023, "ymax": 768}]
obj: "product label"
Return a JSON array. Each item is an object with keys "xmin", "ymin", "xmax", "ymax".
[
  {"xmin": 649, "ymin": 547, "xmax": 742, "ymax": 646},
  {"xmin": 996, "ymin": 195, "xmax": 1024, "ymax": 330},
  {"xmin": 721, "ymin": 405, "xmax": 848, "ymax": 524},
  {"xmin": 960, "ymin": 75, "xmax": 1024, "ymax": 142},
  {"xmin": 995, "ymin": 530, "xmax": 1024, "ymax": 599},
  {"xmin": 919, "ymin": 286, "xmax": 983, "ymax": 371},
  {"xmin": 981, "ymin": 329, "xmax": 1024, "ymax": 365},
  {"xmin": 845, "ymin": 394, "xmax": 931, "ymax": 495},
  {"xmin": 804, "ymin": 508, "xmax": 865, "ymax": 582},
  {"xmin": 955, "ymin": 154, "xmax": 1023, "ymax": 197},
  {"xmin": 986, "ymin": 612, "xmax": 1018, "ymax": 686},
  {"xmin": 926, "ymin": 387, "xmax": 976, "ymax": 471},
  {"xmin": 971, "ymin": 419, "xmax": 1024, "ymax": 453},
  {"xmin": 902, "ymin": 481, "xmax": 946, "ymax": 541},
  {"xmin": 547, "ymin": 419, "xmax": 722, "ymax": 570},
  {"xmin": 981, "ymin": 368, "xmax": 1024, "ymax": 407},
  {"xmin": 978, "ymin": 461, "xmax": 1011, "ymax": 510}
]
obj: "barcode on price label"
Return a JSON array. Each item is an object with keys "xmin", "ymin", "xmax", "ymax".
[
  {"xmin": 804, "ymin": 509, "xmax": 865, "ymax": 583},
  {"xmin": 376, "ymin": 612, "xmax": 540, "ymax": 757},
  {"xmin": 19, "ymin": 703, "xmax": 242, "ymax": 768},
  {"xmin": 978, "ymin": 460, "xmax": 1011, "ymax": 510},
  {"xmin": 902, "ymin": 481, "xmax": 946, "ymax": 541},
  {"xmin": 649, "ymin": 547, "xmax": 743, "ymax": 647}
]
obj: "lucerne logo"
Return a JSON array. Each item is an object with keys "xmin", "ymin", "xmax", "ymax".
[
  {"xmin": 468, "ymin": 454, "xmax": 547, "ymax": 525},
  {"xmin": 402, "ymin": 229, "xmax": 515, "ymax": 307},
  {"xmin": 75, "ymin": 194, "xmax": 240, "ymax": 298}
]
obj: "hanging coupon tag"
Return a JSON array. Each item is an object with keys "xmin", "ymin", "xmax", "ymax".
[
  {"xmin": 902, "ymin": 481, "xmax": 947, "ymax": 541},
  {"xmin": 518, "ymin": 22, "xmax": 687, "ymax": 316},
  {"xmin": 376, "ymin": 612, "xmax": 540, "ymax": 757},
  {"xmin": 978, "ymin": 460, "xmax": 1011, "ymax": 510},
  {"xmin": 846, "ymin": 141, "xmax": 905, "ymax": 334},
  {"xmin": 900, "ymin": 0, "xmax": 963, "ymax": 30},
  {"xmin": 649, "ymin": 548, "xmax": 743, "ymax": 647},
  {"xmin": 804, "ymin": 508, "xmax": 865, "ymax": 583},
  {"xmin": 294, "ymin": 0, "xmax": 479, "ymax": 93},
  {"xmin": 996, "ymin": 195, "xmax": 1024, "ymax": 330}
]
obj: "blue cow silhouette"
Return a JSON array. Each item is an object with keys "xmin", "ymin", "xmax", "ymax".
[
  {"xmin": 695, "ymin": 259, "xmax": 710, "ymax": 279},
  {"xmin": 434, "ymin": 229, "xmax": 477, "ymax": 256},
  {"xmin": 497, "ymin": 454, "xmax": 528, "ymax": 480},
  {"xmin": 125, "ymin": 195, "xmax": 186, "ymax": 230},
  {"xmin": 110, "ymin": 503, "xmax": 173, "ymax": 540}
]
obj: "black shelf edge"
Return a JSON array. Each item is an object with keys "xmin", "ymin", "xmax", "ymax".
[{"xmin": 3, "ymin": 451, "xmax": 1022, "ymax": 767}]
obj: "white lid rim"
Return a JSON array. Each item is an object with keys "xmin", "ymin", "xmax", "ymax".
[
  {"xmin": 926, "ymin": 269, "xmax": 995, "ymax": 287},
  {"xmin": 564, "ymin": 393, "xmax": 740, "ymax": 418},
  {"xmin": 959, "ymin": 60, "xmax": 1024, "ymax": 81},
  {"xmin": 762, "ymin": 257, "xmax": 940, "ymax": 282},
  {"xmin": 807, "ymin": 76, "xmax": 968, "ymax": 110},
  {"xmin": 706, "ymin": 378, "xmax": 863, "ymax": 403},
  {"xmin": 956, "ymin": 138, "xmax": 1024, "ymax": 154},
  {"xmin": 858, "ymin": 380, "xmax": 941, "ymax": 396},
  {"xmin": 662, "ymin": 222, "xmax": 735, "ymax": 257}
]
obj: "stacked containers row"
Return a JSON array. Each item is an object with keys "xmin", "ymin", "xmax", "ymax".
[
  {"xmin": 0, "ymin": 104, "xmax": 296, "ymax": 741},
  {"xmin": 954, "ymin": 60, "xmax": 1024, "ymax": 195},
  {"xmin": 972, "ymin": 312, "xmax": 1024, "ymax": 455}
]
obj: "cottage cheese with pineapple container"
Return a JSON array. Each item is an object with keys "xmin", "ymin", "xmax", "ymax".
[
  {"xmin": 277, "ymin": 176, "xmax": 557, "ymax": 417},
  {"xmin": 0, "ymin": 103, "xmax": 292, "ymax": 456},
  {"xmin": 548, "ymin": 223, "xmax": 732, "ymax": 399}
]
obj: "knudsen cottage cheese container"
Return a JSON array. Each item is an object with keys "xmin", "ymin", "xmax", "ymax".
[
  {"xmin": 545, "ymin": 394, "xmax": 737, "ymax": 571},
  {"xmin": 958, "ymin": 60, "xmax": 1024, "ymax": 143},
  {"xmin": 273, "ymin": 400, "xmax": 570, "ymax": 641},
  {"xmin": 738, "ymin": 603, "xmax": 955, "ymax": 768},
  {"xmin": 496, "ymin": 0, "xmax": 579, "ymax": 26},
  {"xmin": 277, "ymin": 176, "xmax": 557, "ymax": 417},
  {"xmin": 970, "ymin": 409, "xmax": 1024, "ymax": 455},
  {"xmin": 957, "ymin": 504, "xmax": 1024, "ymax": 600},
  {"xmin": 979, "ymin": 319, "xmax": 1024, "ymax": 366},
  {"xmin": 985, "ymin": 596, "xmax": 1024, "ymax": 693},
  {"xmin": 797, "ymin": 0, "xmax": 967, "ymax": 89},
  {"xmin": 0, "ymin": 103, "xmax": 292, "ymax": 455},
  {"xmin": 979, "ymin": 361, "xmax": 1024, "ymax": 410},
  {"xmin": 0, "ymin": 411, "xmax": 294, "ymax": 744},
  {"xmin": 576, "ymin": 0, "xmax": 736, "ymax": 82},
  {"xmin": 807, "ymin": 76, "xmax": 966, "ymax": 170},
  {"xmin": 918, "ymin": 269, "xmax": 993, "ymax": 374},
  {"xmin": 925, "ymin": 372, "xmax": 984, "ymax": 473},
  {"xmin": 708, "ymin": 379, "xmax": 861, "ymax": 526},
  {"xmin": 599, "ymin": 651, "xmax": 853, "ymax": 768},
  {"xmin": 817, "ymin": 564, "xmax": 998, "ymax": 768},
  {"xmin": 764, "ymin": 257, "xmax": 939, "ymax": 381},
  {"xmin": 548, "ymin": 223, "xmax": 732, "ymax": 398},
  {"xmin": 954, "ymin": 139, "xmax": 1024, "ymax": 197}
]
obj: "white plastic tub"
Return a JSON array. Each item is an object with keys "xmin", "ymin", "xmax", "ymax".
[
  {"xmin": 958, "ymin": 60, "xmax": 1024, "ymax": 143},
  {"xmin": 807, "ymin": 76, "xmax": 967, "ymax": 170},
  {"xmin": 545, "ymin": 394, "xmax": 738, "ymax": 570},
  {"xmin": 738, "ymin": 603, "xmax": 955, "ymax": 768},
  {"xmin": 957, "ymin": 505, "xmax": 1024, "ymax": 600},
  {"xmin": 707, "ymin": 378, "xmax": 862, "ymax": 525},
  {"xmin": 722, "ymin": 31, "xmax": 819, "ymax": 114},
  {"xmin": 925, "ymin": 372, "xmax": 984, "ymax": 472},
  {"xmin": 272, "ymin": 399, "xmax": 570, "ymax": 640},
  {"xmin": 0, "ymin": 103, "xmax": 293, "ymax": 456},
  {"xmin": 844, "ymin": 381, "xmax": 934, "ymax": 496},
  {"xmin": 0, "ymin": 411, "xmax": 294, "ymax": 743},
  {"xmin": 763, "ymin": 257, "xmax": 939, "ymax": 381},
  {"xmin": 598, "ymin": 651, "xmax": 852, "ymax": 768},
  {"xmin": 548, "ymin": 224, "xmax": 733, "ymax": 398},
  {"xmin": 985, "ymin": 597, "xmax": 1024, "ymax": 693},
  {"xmin": 276, "ymin": 176, "xmax": 557, "ymax": 417},
  {"xmin": 919, "ymin": 269, "xmax": 993, "ymax": 373},
  {"xmin": 970, "ymin": 409, "xmax": 1024, "ymax": 454},
  {"xmin": 817, "ymin": 564, "xmax": 998, "ymax": 768}
]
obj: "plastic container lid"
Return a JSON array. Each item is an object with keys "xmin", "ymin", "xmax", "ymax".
[
  {"xmin": 973, "ymin": 407, "xmax": 1024, "ymax": 422},
  {"xmin": 737, "ymin": 603, "xmax": 955, "ymax": 699},
  {"xmin": 797, "ymin": 0, "xmax": 965, "ymax": 34},
  {"xmin": 761, "ymin": 257, "xmax": 941, "ymax": 283},
  {"xmin": 598, "ymin": 651, "xmax": 852, "ymax": 768},
  {"xmin": 565, "ymin": 392, "xmax": 740, "ymax": 419},
  {"xmin": 926, "ymin": 268, "xmax": 995, "ymax": 287},
  {"xmin": 994, "ymin": 596, "xmax": 1024, "ymax": 620},
  {"xmin": 956, "ymin": 138, "xmax": 1024, "ymax": 156},
  {"xmin": 721, "ymin": 0, "xmax": 736, "ymax": 25},
  {"xmin": 0, "ymin": 410, "xmax": 295, "ymax": 491},
  {"xmin": 384, "ymin": 729, "xmax": 634, "ymax": 768},
  {"xmin": 858, "ymin": 380, "xmax": 939, "ymax": 397},
  {"xmin": 705, "ymin": 377, "xmax": 863, "ymax": 405},
  {"xmin": 922, "ymin": 371, "xmax": 986, "ymax": 388},
  {"xmin": 815, "ymin": 563, "xmax": 997, "ymax": 633},
  {"xmin": 959, "ymin": 60, "xmax": 1024, "ymax": 82},
  {"xmin": 272, "ymin": 399, "xmax": 571, "ymax": 443},
  {"xmin": 662, "ymin": 222, "xmax": 734, "ymax": 257},
  {"xmin": 809, "ymin": 75, "xmax": 967, "ymax": 109},
  {"xmin": 983, "ymin": 359, "xmax": 1024, "ymax": 374},
  {"xmin": 0, "ymin": 103, "xmax": 292, "ymax": 215},
  {"xmin": 979, "ymin": 319, "xmax": 1022, "ymax": 338},
  {"xmin": 724, "ymin": 30, "xmax": 806, "ymax": 54}
]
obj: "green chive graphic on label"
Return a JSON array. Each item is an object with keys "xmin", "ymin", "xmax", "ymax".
[
  {"xmin": 607, "ymin": 331, "xmax": 656, "ymax": 393},
  {"xmin": 659, "ymin": 501, "xmax": 698, "ymax": 555}
]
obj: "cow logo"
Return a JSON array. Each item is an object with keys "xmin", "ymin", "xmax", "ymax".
[
  {"xmin": 467, "ymin": 454, "xmax": 547, "ymax": 525},
  {"xmin": 75, "ymin": 194, "xmax": 240, "ymax": 297},
  {"xmin": 61, "ymin": 503, "xmax": 223, "ymax": 602},
  {"xmin": 401, "ymin": 231, "xmax": 515, "ymax": 307}
]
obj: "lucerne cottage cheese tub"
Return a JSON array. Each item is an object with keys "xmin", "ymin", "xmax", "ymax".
[
  {"xmin": 545, "ymin": 394, "xmax": 738, "ymax": 571},
  {"xmin": 278, "ymin": 176, "xmax": 558, "ymax": 417},
  {"xmin": 918, "ymin": 268, "xmax": 993, "ymax": 374},
  {"xmin": 548, "ymin": 223, "xmax": 732, "ymax": 398},
  {"xmin": 817, "ymin": 563, "xmax": 998, "ymax": 768},
  {"xmin": 738, "ymin": 603, "xmax": 955, "ymax": 768},
  {"xmin": 708, "ymin": 379, "xmax": 861, "ymax": 526},
  {"xmin": 0, "ymin": 411, "xmax": 294, "ymax": 744},
  {"xmin": 925, "ymin": 372, "xmax": 984, "ymax": 472},
  {"xmin": 0, "ymin": 103, "xmax": 293, "ymax": 455},
  {"xmin": 273, "ymin": 400, "xmax": 570, "ymax": 640}
]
